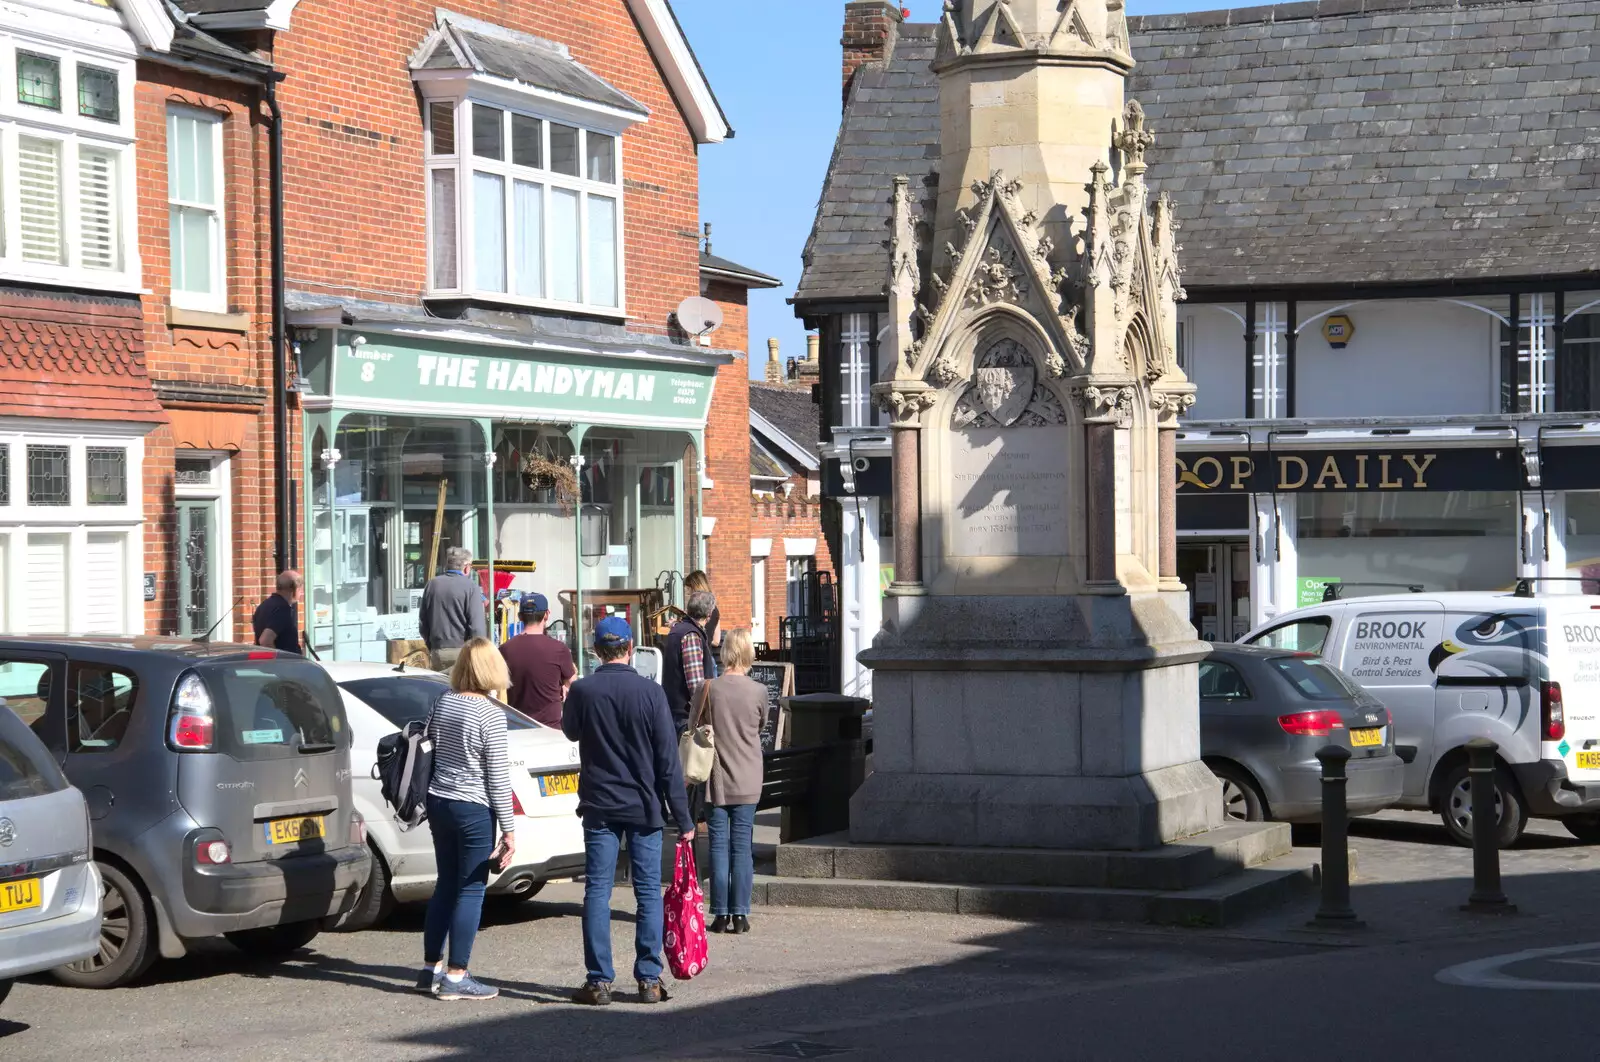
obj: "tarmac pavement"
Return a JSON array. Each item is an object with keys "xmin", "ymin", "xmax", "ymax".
[{"xmin": 5, "ymin": 809, "xmax": 1600, "ymax": 1060}]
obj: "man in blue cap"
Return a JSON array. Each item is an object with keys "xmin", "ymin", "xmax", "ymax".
[
  {"xmin": 562, "ymin": 615, "xmax": 693, "ymax": 1007},
  {"xmin": 499, "ymin": 592, "xmax": 575, "ymax": 727}
]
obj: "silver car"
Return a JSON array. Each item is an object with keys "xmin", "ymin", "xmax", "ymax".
[
  {"xmin": 1200, "ymin": 645, "xmax": 1406, "ymax": 823},
  {"xmin": 0, "ymin": 704, "xmax": 99, "ymax": 1010}
]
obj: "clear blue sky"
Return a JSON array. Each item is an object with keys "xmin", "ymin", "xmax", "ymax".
[{"xmin": 673, "ymin": 0, "xmax": 1227, "ymax": 379}]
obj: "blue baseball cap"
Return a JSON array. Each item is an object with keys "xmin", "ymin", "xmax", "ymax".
[
  {"xmin": 519, "ymin": 592, "xmax": 549, "ymax": 615},
  {"xmin": 593, "ymin": 615, "xmax": 632, "ymax": 648}
]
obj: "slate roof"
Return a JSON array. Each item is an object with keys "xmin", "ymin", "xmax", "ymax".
[
  {"xmin": 794, "ymin": 0, "xmax": 1600, "ymax": 302},
  {"xmin": 414, "ymin": 12, "xmax": 647, "ymax": 118},
  {"xmin": 700, "ymin": 251, "xmax": 782, "ymax": 288},
  {"xmin": 750, "ymin": 441, "xmax": 788, "ymax": 480},
  {"xmin": 750, "ymin": 382, "xmax": 822, "ymax": 456}
]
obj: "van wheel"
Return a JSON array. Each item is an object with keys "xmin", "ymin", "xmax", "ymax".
[
  {"xmin": 53, "ymin": 862, "xmax": 156, "ymax": 988},
  {"xmin": 225, "ymin": 920, "xmax": 321, "ymax": 958},
  {"xmin": 1211, "ymin": 762, "xmax": 1266, "ymax": 822},
  {"xmin": 337, "ymin": 843, "xmax": 395, "ymax": 932},
  {"xmin": 1563, "ymin": 814, "xmax": 1600, "ymax": 844},
  {"xmin": 1441, "ymin": 763, "xmax": 1527, "ymax": 848}
]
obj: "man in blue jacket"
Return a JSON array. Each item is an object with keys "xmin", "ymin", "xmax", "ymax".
[{"xmin": 563, "ymin": 615, "xmax": 693, "ymax": 1006}]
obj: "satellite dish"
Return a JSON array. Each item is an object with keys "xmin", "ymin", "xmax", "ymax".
[{"xmin": 676, "ymin": 296, "xmax": 723, "ymax": 337}]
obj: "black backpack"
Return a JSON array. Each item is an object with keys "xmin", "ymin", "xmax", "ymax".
[{"xmin": 374, "ymin": 701, "xmax": 438, "ymax": 829}]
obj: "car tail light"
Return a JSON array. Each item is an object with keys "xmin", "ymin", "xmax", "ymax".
[
  {"xmin": 167, "ymin": 673, "xmax": 216, "ymax": 751},
  {"xmin": 196, "ymin": 839, "xmax": 231, "ymax": 865},
  {"xmin": 1278, "ymin": 710, "xmax": 1346, "ymax": 737},
  {"xmin": 349, "ymin": 813, "xmax": 366, "ymax": 846},
  {"xmin": 511, "ymin": 792, "xmax": 527, "ymax": 818},
  {"xmin": 1543, "ymin": 680, "xmax": 1565, "ymax": 741},
  {"xmin": 1385, "ymin": 708, "xmax": 1394, "ymax": 726}
]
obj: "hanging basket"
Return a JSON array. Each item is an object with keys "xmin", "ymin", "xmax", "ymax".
[{"xmin": 522, "ymin": 452, "xmax": 579, "ymax": 509}]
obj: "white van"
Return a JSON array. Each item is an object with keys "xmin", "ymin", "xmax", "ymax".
[{"xmin": 1242, "ymin": 584, "xmax": 1600, "ymax": 847}]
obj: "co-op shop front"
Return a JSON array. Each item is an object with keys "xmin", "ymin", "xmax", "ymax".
[
  {"xmin": 1174, "ymin": 418, "xmax": 1600, "ymax": 641},
  {"xmin": 292, "ymin": 315, "xmax": 723, "ymax": 666}
]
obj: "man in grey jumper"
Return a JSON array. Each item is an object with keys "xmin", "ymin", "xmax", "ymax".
[{"xmin": 420, "ymin": 546, "xmax": 487, "ymax": 671}]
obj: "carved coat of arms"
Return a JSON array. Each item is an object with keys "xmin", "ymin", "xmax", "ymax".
[{"xmin": 974, "ymin": 361, "xmax": 1034, "ymax": 427}]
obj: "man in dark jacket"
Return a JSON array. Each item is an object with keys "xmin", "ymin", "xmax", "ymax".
[
  {"xmin": 419, "ymin": 546, "xmax": 486, "ymax": 671},
  {"xmin": 563, "ymin": 616, "xmax": 693, "ymax": 1006},
  {"xmin": 660, "ymin": 590, "xmax": 717, "ymax": 733}
]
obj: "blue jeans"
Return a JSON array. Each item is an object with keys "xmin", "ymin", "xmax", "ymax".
[
  {"xmin": 707, "ymin": 804, "xmax": 756, "ymax": 916},
  {"xmin": 423, "ymin": 796, "xmax": 494, "ymax": 970},
  {"xmin": 582, "ymin": 821, "xmax": 664, "ymax": 985}
]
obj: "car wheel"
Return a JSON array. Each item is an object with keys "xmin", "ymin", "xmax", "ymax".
[
  {"xmin": 53, "ymin": 862, "xmax": 156, "ymax": 989},
  {"xmin": 224, "ymin": 920, "xmax": 321, "ymax": 958},
  {"xmin": 336, "ymin": 843, "xmax": 395, "ymax": 932},
  {"xmin": 1210, "ymin": 762, "xmax": 1266, "ymax": 822},
  {"xmin": 1441, "ymin": 762, "xmax": 1528, "ymax": 848},
  {"xmin": 1563, "ymin": 814, "xmax": 1600, "ymax": 844}
]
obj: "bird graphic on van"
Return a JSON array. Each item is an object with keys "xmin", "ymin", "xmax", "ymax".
[{"xmin": 1427, "ymin": 612, "xmax": 1547, "ymax": 730}]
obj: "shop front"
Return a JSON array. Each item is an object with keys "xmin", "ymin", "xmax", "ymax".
[{"xmin": 294, "ymin": 319, "xmax": 723, "ymax": 669}]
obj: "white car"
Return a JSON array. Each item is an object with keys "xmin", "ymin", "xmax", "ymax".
[{"xmin": 319, "ymin": 661, "xmax": 585, "ymax": 930}]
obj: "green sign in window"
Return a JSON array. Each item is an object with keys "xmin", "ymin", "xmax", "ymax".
[{"xmin": 1297, "ymin": 577, "xmax": 1339, "ymax": 608}]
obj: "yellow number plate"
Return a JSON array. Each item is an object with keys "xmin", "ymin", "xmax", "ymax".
[
  {"xmin": 264, "ymin": 815, "xmax": 326, "ymax": 845},
  {"xmin": 1577, "ymin": 752, "xmax": 1600, "ymax": 770},
  {"xmin": 1350, "ymin": 728, "xmax": 1383, "ymax": 748},
  {"xmin": 537, "ymin": 772, "xmax": 579, "ymax": 798},
  {"xmin": 0, "ymin": 877, "xmax": 41, "ymax": 913}
]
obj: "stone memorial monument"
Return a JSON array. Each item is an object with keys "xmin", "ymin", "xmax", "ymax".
[{"xmin": 854, "ymin": 0, "xmax": 1219, "ymax": 851}]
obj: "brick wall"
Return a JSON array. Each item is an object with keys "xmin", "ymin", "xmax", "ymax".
[
  {"xmin": 271, "ymin": 0, "xmax": 703, "ymax": 339},
  {"xmin": 702, "ymin": 278, "xmax": 752, "ymax": 629},
  {"xmin": 751, "ymin": 480, "xmax": 835, "ymax": 639},
  {"xmin": 135, "ymin": 63, "xmax": 292, "ymax": 637},
  {"xmin": 842, "ymin": 1, "xmax": 903, "ymax": 107}
]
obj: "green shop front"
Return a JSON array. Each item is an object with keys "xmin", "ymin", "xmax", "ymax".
[{"xmin": 294, "ymin": 319, "xmax": 723, "ymax": 668}]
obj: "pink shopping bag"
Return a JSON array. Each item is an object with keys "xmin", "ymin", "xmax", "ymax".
[{"xmin": 663, "ymin": 836, "xmax": 708, "ymax": 980}]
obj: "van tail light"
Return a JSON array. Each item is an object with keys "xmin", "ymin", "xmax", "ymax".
[
  {"xmin": 511, "ymin": 792, "xmax": 527, "ymax": 818},
  {"xmin": 196, "ymin": 839, "xmax": 231, "ymax": 865},
  {"xmin": 167, "ymin": 673, "xmax": 216, "ymax": 751},
  {"xmin": 1543, "ymin": 680, "xmax": 1566, "ymax": 741},
  {"xmin": 349, "ymin": 813, "xmax": 367, "ymax": 846},
  {"xmin": 1278, "ymin": 710, "xmax": 1346, "ymax": 737}
]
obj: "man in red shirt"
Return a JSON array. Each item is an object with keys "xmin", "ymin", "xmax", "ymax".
[{"xmin": 499, "ymin": 593, "xmax": 576, "ymax": 727}]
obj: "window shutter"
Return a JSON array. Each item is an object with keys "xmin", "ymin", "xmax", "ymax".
[
  {"xmin": 26, "ymin": 533, "xmax": 68, "ymax": 632},
  {"xmin": 79, "ymin": 146, "xmax": 119, "ymax": 271},
  {"xmin": 85, "ymin": 533, "xmax": 126, "ymax": 633},
  {"xmin": 17, "ymin": 137, "xmax": 63, "ymax": 265}
]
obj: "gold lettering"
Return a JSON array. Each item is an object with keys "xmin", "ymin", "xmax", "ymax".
[
  {"xmin": 1313, "ymin": 455, "xmax": 1347, "ymax": 490},
  {"xmin": 1230, "ymin": 455, "xmax": 1254, "ymax": 491},
  {"xmin": 1192, "ymin": 456, "xmax": 1225, "ymax": 490},
  {"xmin": 1354, "ymin": 453, "xmax": 1369, "ymax": 489},
  {"xmin": 1404, "ymin": 453, "xmax": 1436, "ymax": 488},
  {"xmin": 1278, "ymin": 455, "xmax": 1309, "ymax": 490},
  {"xmin": 1379, "ymin": 454, "xmax": 1403, "ymax": 488}
]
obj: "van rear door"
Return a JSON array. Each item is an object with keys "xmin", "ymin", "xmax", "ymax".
[
  {"xmin": 1333, "ymin": 602, "xmax": 1443, "ymax": 801},
  {"xmin": 1545, "ymin": 601, "xmax": 1600, "ymax": 785}
]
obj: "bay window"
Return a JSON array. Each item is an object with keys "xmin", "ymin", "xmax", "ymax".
[
  {"xmin": 0, "ymin": 39, "xmax": 137, "ymax": 289},
  {"xmin": 426, "ymin": 98, "xmax": 625, "ymax": 313}
]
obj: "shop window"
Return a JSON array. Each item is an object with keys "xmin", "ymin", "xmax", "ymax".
[
  {"xmin": 167, "ymin": 106, "xmax": 226, "ymax": 311},
  {"xmin": 27, "ymin": 445, "xmax": 69, "ymax": 505},
  {"xmin": 1297, "ymin": 491, "xmax": 1517, "ymax": 594},
  {"xmin": 426, "ymin": 98, "xmax": 623, "ymax": 312},
  {"xmin": 1563, "ymin": 492, "xmax": 1600, "ymax": 591},
  {"xmin": 493, "ymin": 428, "xmax": 574, "ymax": 506},
  {"xmin": 1559, "ymin": 309, "xmax": 1600, "ymax": 413}
]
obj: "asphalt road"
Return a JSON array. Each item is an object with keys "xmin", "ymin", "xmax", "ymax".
[{"xmin": 6, "ymin": 810, "xmax": 1600, "ymax": 1061}]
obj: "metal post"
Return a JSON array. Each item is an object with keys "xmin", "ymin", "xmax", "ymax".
[
  {"xmin": 1309, "ymin": 745, "xmax": 1363, "ymax": 929},
  {"xmin": 1463, "ymin": 737, "xmax": 1517, "ymax": 914}
]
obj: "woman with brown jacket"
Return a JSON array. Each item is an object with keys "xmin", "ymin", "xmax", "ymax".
[{"xmin": 695, "ymin": 628, "xmax": 766, "ymax": 934}]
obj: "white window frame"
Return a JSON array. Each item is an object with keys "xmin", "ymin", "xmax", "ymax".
[
  {"xmin": 418, "ymin": 84, "xmax": 633, "ymax": 317},
  {"xmin": 0, "ymin": 422, "xmax": 144, "ymax": 635},
  {"xmin": 840, "ymin": 313, "xmax": 871, "ymax": 429},
  {"xmin": 166, "ymin": 104, "xmax": 227, "ymax": 313},
  {"xmin": 0, "ymin": 22, "xmax": 139, "ymax": 293}
]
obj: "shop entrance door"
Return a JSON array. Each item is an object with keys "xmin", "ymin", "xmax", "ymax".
[
  {"xmin": 1176, "ymin": 540, "xmax": 1252, "ymax": 643},
  {"xmin": 176, "ymin": 500, "xmax": 217, "ymax": 638}
]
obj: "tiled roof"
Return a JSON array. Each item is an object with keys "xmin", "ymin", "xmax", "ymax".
[
  {"xmin": 0, "ymin": 300, "xmax": 166, "ymax": 423},
  {"xmin": 794, "ymin": 0, "xmax": 1600, "ymax": 301},
  {"xmin": 750, "ymin": 382, "xmax": 820, "ymax": 455},
  {"xmin": 750, "ymin": 440, "xmax": 787, "ymax": 479}
]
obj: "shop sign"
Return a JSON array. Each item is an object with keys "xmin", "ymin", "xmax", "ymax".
[
  {"xmin": 1537, "ymin": 445, "xmax": 1600, "ymax": 490},
  {"xmin": 1176, "ymin": 447, "xmax": 1520, "ymax": 494},
  {"xmin": 332, "ymin": 332, "xmax": 717, "ymax": 426}
]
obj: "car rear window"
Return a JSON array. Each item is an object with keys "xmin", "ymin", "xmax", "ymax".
[
  {"xmin": 196, "ymin": 658, "xmax": 348, "ymax": 759},
  {"xmin": 339, "ymin": 674, "xmax": 541, "ymax": 732},
  {"xmin": 0, "ymin": 704, "xmax": 68, "ymax": 798},
  {"xmin": 1271, "ymin": 656, "xmax": 1363, "ymax": 701}
]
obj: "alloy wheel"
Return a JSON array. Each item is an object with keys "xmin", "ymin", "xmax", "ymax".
[
  {"xmin": 69, "ymin": 873, "xmax": 127, "ymax": 973},
  {"xmin": 1221, "ymin": 778, "xmax": 1251, "ymax": 821}
]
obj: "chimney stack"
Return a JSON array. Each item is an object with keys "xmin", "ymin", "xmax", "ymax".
[
  {"xmin": 766, "ymin": 338, "xmax": 783, "ymax": 385},
  {"xmin": 841, "ymin": 1, "xmax": 903, "ymax": 109}
]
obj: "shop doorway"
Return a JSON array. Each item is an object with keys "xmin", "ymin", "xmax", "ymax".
[{"xmin": 1177, "ymin": 540, "xmax": 1251, "ymax": 643}]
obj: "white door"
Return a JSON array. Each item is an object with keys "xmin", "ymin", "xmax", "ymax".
[{"xmin": 751, "ymin": 557, "xmax": 766, "ymax": 645}]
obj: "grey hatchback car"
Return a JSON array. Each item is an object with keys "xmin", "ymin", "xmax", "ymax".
[
  {"xmin": 0, "ymin": 637, "xmax": 369, "ymax": 987},
  {"xmin": 1200, "ymin": 645, "xmax": 1405, "ymax": 824}
]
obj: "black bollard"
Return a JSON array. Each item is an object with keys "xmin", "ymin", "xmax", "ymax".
[
  {"xmin": 1462, "ymin": 737, "xmax": 1516, "ymax": 914},
  {"xmin": 1309, "ymin": 745, "xmax": 1364, "ymax": 929}
]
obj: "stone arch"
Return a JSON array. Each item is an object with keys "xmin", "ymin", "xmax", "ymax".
[
  {"xmin": 1122, "ymin": 310, "xmax": 1158, "ymax": 380},
  {"xmin": 926, "ymin": 304, "xmax": 1076, "ymax": 429}
]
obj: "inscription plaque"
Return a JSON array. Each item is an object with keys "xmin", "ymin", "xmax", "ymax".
[{"xmin": 949, "ymin": 426, "xmax": 1070, "ymax": 556}]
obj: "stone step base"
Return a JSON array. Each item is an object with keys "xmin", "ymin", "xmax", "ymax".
[
  {"xmin": 749, "ymin": 864, "xmax": 1312, "ymax": 928},
  {"xmin": 774, "ymin": 821, "xmax": 1293, "ymax": 893}
]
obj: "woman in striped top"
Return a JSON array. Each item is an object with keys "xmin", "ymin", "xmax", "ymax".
[{"xmin": 419, "ymin": 637, "xmax": 515, "ymax": 1002}]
